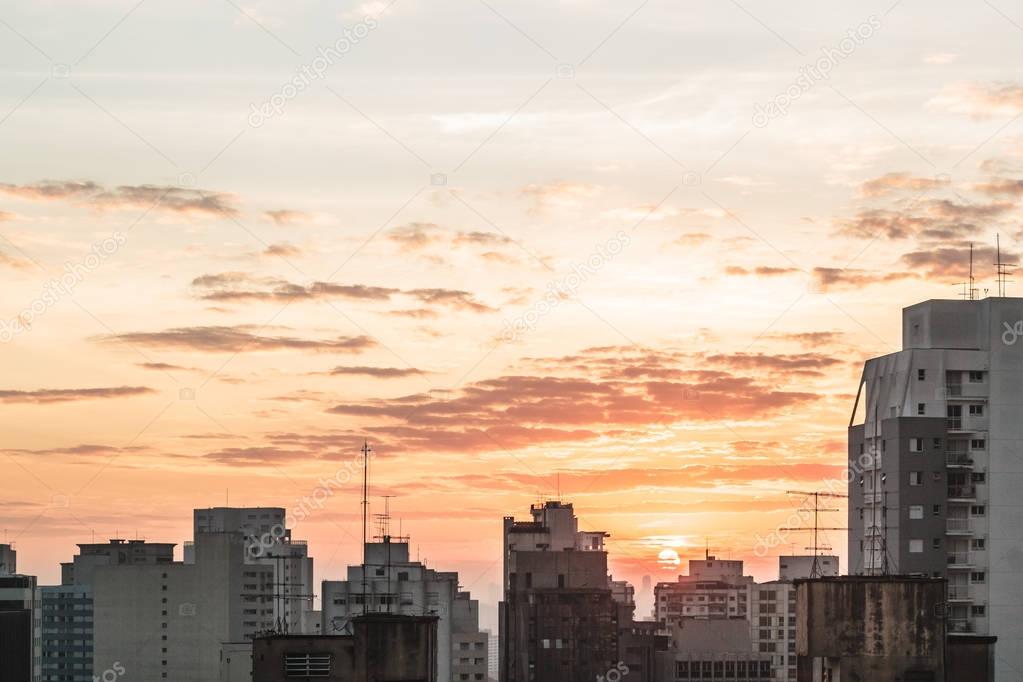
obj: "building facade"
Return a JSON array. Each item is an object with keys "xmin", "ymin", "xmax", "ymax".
[
  {"xmin": 501, "ymin": 501, "xmax": 618, "ymax": 682},
  {"xmin": 848, "ymin": 298, "xmax": 1023, "ymax": 666},
  {"xmin": 0, "ymin": 574, "xmax": 40, "ymax": 682},
  {"xmin": 321, "ymin": 536, "xmax": 487, "ymax": 682}
]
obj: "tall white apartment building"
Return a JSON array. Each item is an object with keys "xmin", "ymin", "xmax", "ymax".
[
  {"xmin": 848, "ymin": 297, "xmax": 1023, "ymax": 678},
  {"xmin": 92, "ymin": 531, "xmax": 275, "ymax": 681},
  {"xmin": 322, "ymin": 536, "xmax": 487, "ymax": 682},
  {"xmin": 654, "ymin": 556, "xmax": 754, "ymax": 625},
  {"xmin": 189, "ymin": 507, "xmax": 316, "ymax": 634}
]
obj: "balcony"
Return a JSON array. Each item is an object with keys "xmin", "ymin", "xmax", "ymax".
[
  {"xmin": 947, "ymin": 417, "xmax": 964, "ymax": 431},
  {"xmin": 947, "ymin": 552, "xmax": 973, "ymax": 569},
  {"xmin": 945, "ymin": 383, "xmax": 963, "ymax": 397},
  {"xmin": 947, "ymin": 585, "xmax": 972, "ymax": 602},
  {"xmin": 948, "ymin": 618, "xmax": 975, "ymax": 633},
  {"xmin": 946, "ymin": 518, "xmax": 972, "ymax": 535},
  {"xmin": 946, "ymin": 452, "xmax": 974, "ymax": 468},
  {"xmin": 947, "ymin": 485, "xmax": 976, "ymax": 501}
]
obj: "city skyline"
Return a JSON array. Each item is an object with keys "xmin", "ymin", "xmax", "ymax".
[{"xmin": 5, "ymin": 0, "xmax": 1023, "ymax": 620}]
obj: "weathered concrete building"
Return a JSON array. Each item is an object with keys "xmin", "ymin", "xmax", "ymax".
[
  {"xmin": 253, "ymin": 614, "xmax": 438, "ymax": 682},
  {"xmin": 656, "ymin": 619, "xmax": 773, "ymax": 682},
  {"xmin": 794, "ymin": 576, "xmax": 946, "ymax": 682},
  {"xmin": 501, "ymin": 501, "xmax": 617, "ymax": 682}
]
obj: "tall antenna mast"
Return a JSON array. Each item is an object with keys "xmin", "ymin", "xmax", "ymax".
[
  {"xmin": 995, "ymin": 234, "xmax": 1015, "ymax": 297},
  {"xmin": 361, "ymin": 440, "xmax": 372, "ymax": 616}
]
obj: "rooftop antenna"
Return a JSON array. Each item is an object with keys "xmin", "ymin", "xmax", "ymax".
[
  {"xmin": 780, "ymin": 490, "xmax": 849, "ymax": 578},
  {"xmin": 996, "ymin": 234, "xmax": 1015, "ymax": 297},
  {"xmin": 361, "ymin": 440, "xmax": 372, "ymax": 617}
]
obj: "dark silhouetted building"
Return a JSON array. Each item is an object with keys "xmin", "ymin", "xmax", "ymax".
[
  {"xmin": 501, "ymin": 501, "xmax": 618, "ymax": 682},
  {"xmin": 0, "ymin": 574, "xmax": 39, "ymax": 682},
  {"xmin": 253, "ymin": 613, "xmax": 438, "ymax": 682}
]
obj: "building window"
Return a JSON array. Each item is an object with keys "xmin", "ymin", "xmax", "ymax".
[
  {"xmin": 918, "ymin": 369, "xmax": 926, "ymax": 381},
  {"xmin": 969, "ymin": 405, "xmax": 984, "ymax": 416},
  {"xmin": 932, "ymin": 538, "xmax": 941, "ymax": 550},
  {"xmin": 909, "ymin": 539, "xmax": 924, "ymax": 553},
  {"xmin": 933, "ymin": 504, "xmax": 942, "ymax": 516},
  {"xmin": 972, "ymin": 605, "xmax": 986, "ymax": 617},
  {"xmin": 284, "ymin": 653, "xmax": 331, "ymax": 677},
  {"xmin": 917, "ymin": 403, "xmax": 926, "ymax": 415},
  {"xmin": 971, "ymin": 439, "xmax": 986, "ymax": 450},
  {"xmin": 909, "ymin": 505, "xmax": 924, "ymax": 519},
  {"xmin": 910, "ymin": 438, "xmax": 923, "ymax": 452},
  {"xmin": 972, "ymin": 538, "xmax": 986, "ymax": 550},
  {"xmin": 972, "ymin": 472, "xmax": 986, "ymax": 484},
  {"xmin": 933, "ymin": 438, "xmax": 942, "ymax": 448},
  {"xmin": 969, "ymin": 371, "xmax": 985, "ymax": 383},
  {"xmin": 971, "ymin": 505, "xmax": 986, "ymax": 516},
  {"xmin": 971, "ymin": 572, "xmax": 986, "ymax": 583},
  {"xmin": 909, "ymin": 472, "xmax": 923, "ymax": 486}
]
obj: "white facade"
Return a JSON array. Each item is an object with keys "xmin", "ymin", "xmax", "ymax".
[
  {"xmin": 92, "ymin": 532, "xmax": 274, "ymax": 681},
  {"xmin": 777, "ymin": 555, "xmax": 838, "ymax": 581},
  {"xmin": 749, "ymin": 582, "xmax": 797, "ymax": 681},
  {"xmin": 848, "ymin": 297, "xmax": 1023, "ymax": 679},
  {"xmin": 321, "ymin": 538, "xmax": 486, "ymax": 682},
  {"xmin": 191, "ymin": 507, "xmax": 315, "ymax": 634}
]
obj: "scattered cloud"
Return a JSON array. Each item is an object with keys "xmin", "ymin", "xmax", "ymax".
[
  {"xmin": 0, "ymin": 180, "xmax": 238, "ymax": 217},
  {"xmin": 521, "ymin": 181, "xmax": 601, "ymax": 211},
  {"xmin": 135, "ymin": 362, "xmax": 199, "ymax": 372},
  {"xmin": 899, "ymin": 244, "xmax": 1017, "ymax": 281},
  {"xmin": 838, "ymin": 199, "xmax": 1015, "ymax": 240},
  {"xmin": 0, "ymin": 249, "xmax": 31, "ymax": 270},
  {"xmin": 325, "ymin": 366, "xmax": 424, "ymax": 378},
  {"xmin": 974, "ymin": 178, "xmax": 1023, "ymax": 197},
  {"xmin": 932, "ymin": 82, "xmax": 1023, "ymax": 118},
  {"xmin": 0, "ymin": 386, "xmax": 155, "ymax": 404},
  {"xmin": 725, "ymin": 265, "xmax": 801, "ymax": 277},
  {"xmin": 673, "ymin": 232, "xmax": 712, "ymax": 247},
  {"xmin": 265, "ymin": 209, "xmax": 310, "ymax": 226},
  {"xmin": 101, "ymin": 326, "xmax": 377, "ymax": 353},
  {"xmin": 812, "ymin": 267, "xmax": 918, "ymax": 290},
  {"xmin": 263, "ymin": 243, "xmax": 302, "ymax": 257},
  {"xmin": 860, "ymin": 172, "xmax": 949, "ymax": 197}
]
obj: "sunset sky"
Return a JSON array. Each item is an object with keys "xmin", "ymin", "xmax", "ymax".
[{"xmin": 3, "ymin": 0, "xmax": 1023, "ymax": 623}]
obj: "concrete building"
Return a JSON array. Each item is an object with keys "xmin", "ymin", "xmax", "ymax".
[
  {"xmin": 322, "ymin": 535, "xmax": 487, "ymax": 682},
  {"xmin": 0, "ymin": 574, "xmax": 41, "ymax": 682},
  {"xmin": 848, "ymin": 297, "xmax": 1023, "ymax": 670},
  {"xmin": 91, "ymin": 531, "xmax": 275, "ymax": 681},
  {"xmin": 794, "ymin": 576, "xmax": 946, "ymax": 681},
  {"xmin": 777, "ymin": 556, "xmax": 838, "ymax": 581},
  {"xmin": 654, "ymin": 556, "xmax": 754, "ymax": 625},
  {"xmin": 657, "ymin": 619, "xmax": 773, "ymax": 682},
  {"xmin": 41, "ymin": 539, "xmax": 174, "ymax": 682},
  {"xmin": 501, "ymin": 501, "xmax": 618, "ymax": 682},
  {"xmin": 0, "ymin": 544, "xmax": 16, "ymax": 575},
  {"xmin": 190, "ymin": 507, "xmax": 316, "ymax": 634},
  {"xmin": 253, "ymin": 614, "xmax": 438, "ymax": 682}
]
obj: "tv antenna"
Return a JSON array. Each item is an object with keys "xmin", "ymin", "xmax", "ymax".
[
  {"xmin": 779, "ymin": 491, "xmax": 848, "ymax": 578},
  {"xmin": 361, "ymin": 440, "xmax": 372, "ymax": 616},
  {"xmin": 996, "ymin": 234, "xmax": 1015, "ymax": 297}
]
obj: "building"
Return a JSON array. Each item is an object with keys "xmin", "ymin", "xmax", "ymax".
[
  {"xmin": 40, "ymin": 539, "xmax": 175, "ymax": 682},
  {"xmin": 190, "ymin": 507, "xmax": 317, "ymax": 634},
  {"xmin": 0, "ymin": 544, "xmax": 16, "ymax": 575},
  {"xmin": 777, "ymin": 556, "xmax": 837, "ymax": 581},
  {"xmin": 795, "ymin": 576, "xmax": 946, "ymax": 681},
  {"xmin": 482, "ymin": 628, "xmax": 498, "ymax": 681},
  {"xmin": 654, "ymin": 556, "xmax": 753, "ymax": 626},
  {"xmin": 253, "ymin": 614, "xmax": 438, "ymax": 682},
  {"xmin": 501, "ymin": 501, "xmax": 618, "ymax": 682},
  {"xmin": 91, "ymin": 531, "xmax": 275, "ymax": 681},
  {"xmin": 656, "ymin": 619, "xmax": 773, "ymax": 682},
  {"xmin": 848, "ymin": 297, "xmax": 1023, "ymax": 666},
  {"xmin": 321, "ymin": 535, "xmax": 487, "ymax": 682},
  {"xmin": 0, "ymin": 574, "xmax": 40, "ymax": 682}
]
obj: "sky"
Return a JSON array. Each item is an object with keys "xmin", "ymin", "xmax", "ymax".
[{"xmin": 2, "ymin": 0, "xmax": 1023, "ymax": 624}]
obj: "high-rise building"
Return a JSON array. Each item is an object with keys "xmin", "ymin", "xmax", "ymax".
[
  {"xmin": 0, "ymin": 573, "xmax": 40, "ymax": 682},
  {"xmin": 501, "ymin": 501, "xmax": 618, "ymax": 682},
  {"xmin": 40, "ymin": 539, "xmax": 174, "ymax": 682},
  {"xmin": 848, "ymin": 297, "xmax": 1023, "ymax": 670},
  {"xmin": 91, "ymin": 531, "xmax": 275, "ymax": 681},
  {"xmin": 190, "ymin": 507, "xmax": 316, "ymax": 634},
  {"xmin": 0, "ymin": 543, "xmax": 16, "ymax": 575},
  {"xmin": 321, "ymin": 535, "xmax": 488, "ymax": 682}
]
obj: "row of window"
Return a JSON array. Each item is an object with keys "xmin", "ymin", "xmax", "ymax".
[{"xmin": 917, "ymin": 370, "xmax": 985, "ymax": 382}]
